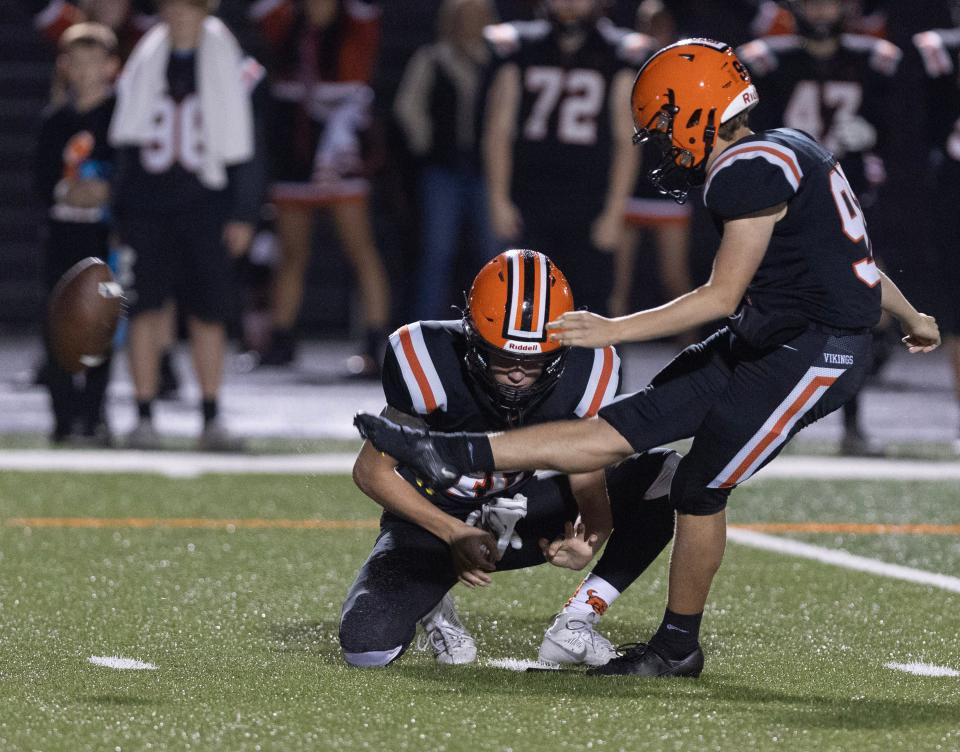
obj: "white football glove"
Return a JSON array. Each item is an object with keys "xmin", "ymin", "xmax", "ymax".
[{"xmin": 465, "ymin": 494, "xmax": 528, "ymax": 557}]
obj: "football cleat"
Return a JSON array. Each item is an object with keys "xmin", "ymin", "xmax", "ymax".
[
  {"xmin": 353, "ymin": 412, "xmax": 463, "ymax": 489},
  {"xmin": 587, "ymin": 642, "xmax": 704, "ymax": 677},
  {"xmin": 417, "ymin": 594, "xmax": 477, "ymax": 665},
  {"xmin": 538, "ymin": 611, "xmax": 617, "ymax": 666}
]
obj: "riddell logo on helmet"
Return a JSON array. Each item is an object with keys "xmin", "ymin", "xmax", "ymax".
[
  {"xmin": 504, "ymin": 341, "xmax": 542, "ymax": 353},
  {"xmin": 742, "ymin": 89, "xmax": 758, "ymax": 105}
]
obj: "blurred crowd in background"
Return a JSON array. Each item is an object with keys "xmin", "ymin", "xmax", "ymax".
[{"xmin": 17, "ymin": 0, "xmax": 960, "ymax": 450}]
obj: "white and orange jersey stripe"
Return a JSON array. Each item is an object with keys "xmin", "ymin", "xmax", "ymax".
[
  {"xmin": 388, "ymin": 323, "xmax": 448, "ymax": 415},
  {"xmin": 574, "ymin": 346, "xmax": 621, "ymax": 418},
  {"xmin": 504, "ymin": 249, "xmax": 551, "ymax": 342},
  {"xmin": 708, "ymin": 365, "xmax": 845, "ymax": 489},
  {"xmin": 704, "ymin": 139, "xmax": 804, "ymax": 202}
]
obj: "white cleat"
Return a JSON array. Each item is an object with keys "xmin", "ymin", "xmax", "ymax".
[
  {"xmin": 417, "ymin": 594, "xmax": 477, "ymax": 665},
  {"xmin": 538, "ymin": 611, "xmax": 617, "ymax": 667}
]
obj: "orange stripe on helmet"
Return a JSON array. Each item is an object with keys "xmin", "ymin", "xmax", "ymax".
[{"xmin": 512, "ymin": 251, "xmax": 526, "ymax": 332}]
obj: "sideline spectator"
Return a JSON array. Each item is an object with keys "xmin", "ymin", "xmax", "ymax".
[
  {"xmin": 34, "ymin": 22, "xmax": 119, "ymax": 445},
  {"xmin": 914, "ymin": 22, "xmax": 960, "ymax": 454},
  {"xmin": 613, "ymin": 0, "xmax": 692, "ymax": 330},
  {"xmin": 394, "ymin": 0, "xmax": 499, "ymax": 321},
  {"xmin": 253, "ymin": 0, "xmax": 390, "ymax": 375},
  {"xmin": 110, "ymin": 0, "xmax": 264, "ymax": 450},
  {"xmin": 482, "ymin": 0, "xmax": 653, "ymax": 315}
]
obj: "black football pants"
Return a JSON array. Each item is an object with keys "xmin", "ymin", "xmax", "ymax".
[
  {"xmin": 599, "ymin": 326, "xmax": 872, "ymax": 515},
  {"xmin": 339, "ymin": 452, "xmax": 676, "ymax": 666}
]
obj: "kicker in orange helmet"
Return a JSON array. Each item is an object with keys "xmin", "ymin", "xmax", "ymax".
[
  {"xmin": 463, "ymin": 249, "xmax": 574, "ymax": 420},
  {"xmin": 631, "ymin": 39, "xmax": 759, "ymax": 202}
]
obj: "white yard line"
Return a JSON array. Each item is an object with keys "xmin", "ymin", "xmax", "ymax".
[
  {"xmin": 0, "ymin": 450, "xmax": 958, "ymax": 479},
  {"xmin": 727, "ymin": 527, "xmax": 960, "ymax": 594},
  {"xmin": 87, "ymin": 656, "xmax": 157, "ymax": 670},
  {"xmin": 884, "ymin": 662, "xmax": 959, "ymax": 677}
]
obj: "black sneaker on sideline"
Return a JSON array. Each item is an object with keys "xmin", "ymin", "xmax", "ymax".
[{"xmin": 586, "ymin": 642, "xmax": 704, "ymax": 677}]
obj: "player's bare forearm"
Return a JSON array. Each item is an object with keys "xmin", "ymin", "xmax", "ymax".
[
  {"xmin": 612, "ymin": 285, "xmax": 739, "ymax": 342},
  {"xmin": 482, "ymin": 64, "xmax": 519, "ymax": 208},
  {"xmin": 352, "ymin": 441, "xmax": 464, "ymax": 544},
  {"xmin": 878, "ymin": 271, "xmax": 941, "ymax": 353},
  {"xmin": 489, "ymin": 417, "xmax": 634, "ymax": 473},
  {"xmin": 879, "ymin": 271, "xmax": 921, "ymax": 323},
  {"xmin": 568, "ymin": 469, "xmax": 612, "ymax": 548},
  {"xmin": 549, "ymin": 206, "xmax": 779, "ymax": 348},
  {"xmin": 601, "ymin": 70, "xmax": 640, "ymax": 219}
]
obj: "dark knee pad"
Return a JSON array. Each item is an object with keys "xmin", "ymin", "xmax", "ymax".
[{"xmin": 669, "ymin": 461, "xmax": 730, "ymax": 516}]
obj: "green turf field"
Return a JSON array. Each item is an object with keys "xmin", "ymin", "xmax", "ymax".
[{"xmin": 1, "ymin": 471, "xmax": 958, "ymax": 751}]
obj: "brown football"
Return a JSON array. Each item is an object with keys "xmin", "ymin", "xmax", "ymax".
[{"xmin": 48, "ymin": 257, "xmax": 125, "ymax": 373}]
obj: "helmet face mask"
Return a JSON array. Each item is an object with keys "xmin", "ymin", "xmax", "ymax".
[
  {"xmin": 633, "ymin": 102, "xmax": 716, "ymax": 203},
  {"xmin": 462, "ymin": 249, "xmax": 574, "ymax": 425},
  {"xmin": 631, "ymin": 39, "xmax": 757, "ymax": 203}
]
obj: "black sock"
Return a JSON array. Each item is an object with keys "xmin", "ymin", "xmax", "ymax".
[
  {"xmin": 436, "ymin": 432, "xmax": 496, "ymax": 473},
  {"xmin": 842, "ymin": 396, "xmax": 860, "ymax": 432},
  {"xmin": 649, "ymin": 608, "xmax": 702, "ymax": 659},
  {"xmin": 138, "ymin": 400, "xmax": 153, "ymax": 421},
  {"xmin": 202, "ymin": 399, "xmax": 218, "ymax": 425}
]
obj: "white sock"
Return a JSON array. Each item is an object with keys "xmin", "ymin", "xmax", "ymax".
[{"xmin": 561, "ymin": 573, "xmax": 620, "ymax": 617}]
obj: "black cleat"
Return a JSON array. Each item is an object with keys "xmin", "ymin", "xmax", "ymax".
[
  {"xmin": 586, "ymin": 642, "xmax": 704, "ymax": 678},
  {"xmin": 353, "ymin": 412, "xmax": 462, "ymax": 489}
]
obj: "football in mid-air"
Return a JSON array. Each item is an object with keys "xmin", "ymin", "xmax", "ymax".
[{"xmin": 47, "ymin": 257, "xmax": 124, "ymax": 373}]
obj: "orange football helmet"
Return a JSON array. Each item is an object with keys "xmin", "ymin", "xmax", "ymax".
[
  {"xmin": 463, "ymin": 249, "xmax": 574, "ymax": 420},
  {"xmin": 631, "ymin": 39, "xmax": 759, "ymax": 202}
]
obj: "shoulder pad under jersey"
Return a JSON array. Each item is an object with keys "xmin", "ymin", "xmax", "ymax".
[
  {"xmin": 704, "ymin": 132, "xmax": 804, "ymax": 219},
  {"xmin": 737, "ymin": 35, "xmax": 802, "ymax": 77},
  {"xmin": 594, "ymin": 18, "xmax": 655, "ymax": 67},
  {"xmin": 484, "ymin": 19, "xmax": 550, "ymax": 59},
  {"xmin": 839, "ymin": 33, "xmax": 902, "ymax": 76},
  {"xmin": 383, "ymin": 321, "xmax": 456, "ymax": 416}
]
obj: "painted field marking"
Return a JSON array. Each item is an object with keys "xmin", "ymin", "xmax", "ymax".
[
  {"xmin": 5, "ymin": 518, "xmax": 960, "ymax": 536},
  {"xmin": 5, "ymin": 517, "xmax": 380, "ymax": 530},
  {"xmin": 727, "ymin": 527, "xmax": 960, "ymax": 594},
  {"xmin": 0, "ymin": 450, "xmax": 958, "ymax": 480},
  {"xmin": 736, "ymin": 522, "xmax": 960, "ymax": 535},
  {"xmin": 884, "ymin": 662, "xmax": 960, "ymax": 678},
  {"xmin": 487, "ymin": 658, "xmax": 560, "ymax": 672},
  {"xmin": 88, "ymin": 656, "xmax": 157, "ymax": 670}
]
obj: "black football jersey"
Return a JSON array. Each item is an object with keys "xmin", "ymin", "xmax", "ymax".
[
  {"xmin": 381, "ymin": 320, "xmax": 620, "ymax": 510},
  {"xmin": 737, "ymin": 34, "xmax": 901, "ymax": 194},
  {"xmin": 913, "ymin": 28, "xmax": 960, "ymax": 166},
  {"xmin": 703, "ymin": 128, "xmax": 882, "ymax": 342},
  {"xmin": 484, "ymin": 18, "xmax": 654, "ymax": 203}
]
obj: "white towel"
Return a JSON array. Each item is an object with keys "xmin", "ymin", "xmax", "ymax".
[{"xmin": 109, "ymin": 16, "xmax": 253, "ymax": 190}]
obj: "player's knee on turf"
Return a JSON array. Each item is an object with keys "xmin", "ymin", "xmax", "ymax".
[{"xmin": 339, "ymin": 593, "xmax": 415, "ymax": 668}]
